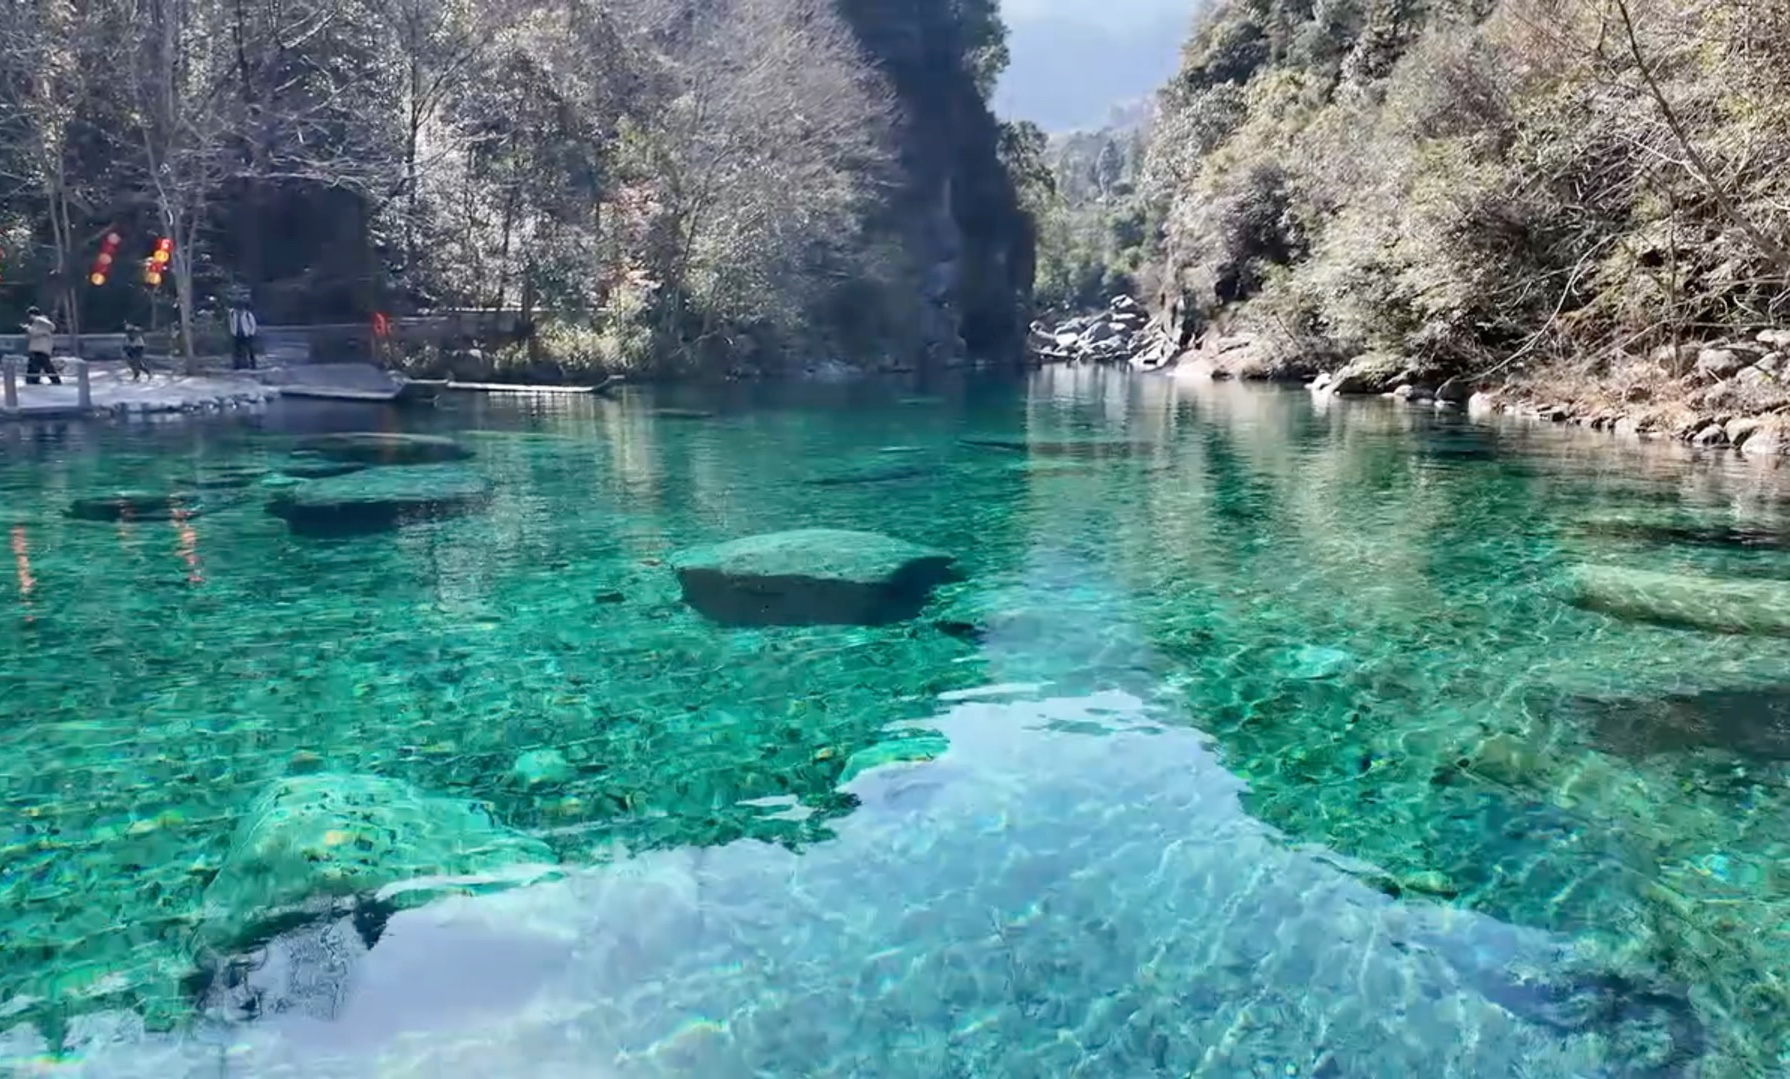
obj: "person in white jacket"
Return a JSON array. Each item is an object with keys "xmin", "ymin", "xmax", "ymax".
[
  {"xmin": 21, "ymin": 307, "xmax": 59, "ymax": 385},
  {"xmin": 228, "ymin": 301, "xmax": 258, "ymax": 370}
]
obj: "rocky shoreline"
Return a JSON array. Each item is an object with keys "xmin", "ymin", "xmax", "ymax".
[
  {"xmin": 1133, "ymin": 315, "xmax": 1790, "ymax": 462},
  {"xmin": 1028, "ymin": 295, "xmax": 1175, "ymax": 368}
]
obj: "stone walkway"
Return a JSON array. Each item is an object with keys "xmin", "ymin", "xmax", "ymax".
[{"xmin": 1, "ymin": 362, "xmax": 273, "ymax": 420}]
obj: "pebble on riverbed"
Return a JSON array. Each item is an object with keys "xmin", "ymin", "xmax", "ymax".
[{"xmin": 512, "ymin": 749, "xmax": 574, "ymax": 787}]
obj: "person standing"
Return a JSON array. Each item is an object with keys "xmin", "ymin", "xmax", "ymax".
[
  {"xmin": 122, "ymin": 323, "xmax": 150, "ymax": 381},
  {"xmin": 21, "ymin": 307, "xmax": 59, "ymax": 385},
  {"xmin": 228, "ymin": 300, "xmax": 258, "ymax": 370}
]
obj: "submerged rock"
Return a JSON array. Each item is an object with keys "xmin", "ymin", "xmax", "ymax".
[
  {"xmin": 1565, "ymin": 564, "xmax": 1790, "ymax": 636},
  {"xmin": 672, "ymin": 528, "xmax": 959, "ymax": 626},
  {"xmin": 1577, "ymin": 514, "xmax": 1790, "ymax": 551},
  {"xmin": 1560, "ymin": 684, "xmax": 1790, "ymax": 761},
  {"xmin": 267, "ymin": 465, "xmax": 492, "ymax": 536},
  {"xmin": 199, "ymin": 893, "xmax": 575, "ymax": 1028},
  {"xmin": 960, "ymin": 436, "xmax": 1155, "ymax": 458},
  {"xmin": 191, "ymin": 466, "xmax": 272, "ymax": 490},
  {"xmin": 295, "ymin": 432, "xmax": 473, "ymax": 466},
  {"xmin": 804, "ymin": 463, "xmax": 934, "ymax": 488},
  {"xmin": 511, "ymin": 749, "xmax": 573, "ymax": 787},
  {"xmin": 199, "ymin": 773, "xmax": 556, "ymax": 952},
  {"xmin": 67, "ymin": 491, "xmax": 206, "ymax": 522},
  {"xmin": 280, "ymin": 455, "xmax": 369, "ymax": 480},
  {"xmin": 1282, "ymin": 644, "xmax": 1355, "ymax": 681},
  {"xmin": 839, "ymin": 734, "xmax": 951, "ymax": 784}
]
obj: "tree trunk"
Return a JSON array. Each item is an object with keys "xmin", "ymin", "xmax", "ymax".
[{"xmin": 174, "ymin": 208, "xmax": 199, "ymax": 372}]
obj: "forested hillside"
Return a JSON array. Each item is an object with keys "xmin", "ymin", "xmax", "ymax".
[
  {"xmin": 1013, "ymin": 108, "xmax": 1154, "ymax": 313},
  {"xmin": 1141, "ymin": 0, "xmax": 1790, "ymax": 417},
  {"xmin": 0, "ymin": 0, "xmax": 1031, "ymax": 375}
]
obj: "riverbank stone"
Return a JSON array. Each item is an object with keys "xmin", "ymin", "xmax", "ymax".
[
  {"xmin": 295, "ymin": 432, "xmax": 473, "ymax": 466},
  {"xmin": 198, "ymin": 773, "xmax": 556, "ymax": 951},
  {"xmin": 67, "ymin": 491, "xmax": 206, "ymax": 522},
  {"xmin": 267, "ymin": 464, "xmax": 492, "ymax": 536},
  {"xmin": 671, "ymin": 528, "xmax": 959, "ymax": 626},
  {"xmin": 1566, "ymin": 564, "xmax": 1790, "ymax": 636}
]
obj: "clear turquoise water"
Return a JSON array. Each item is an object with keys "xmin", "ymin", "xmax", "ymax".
[{"xmin": 3, "ymin": 369, "xmax": 1790, "ymax": 1075}]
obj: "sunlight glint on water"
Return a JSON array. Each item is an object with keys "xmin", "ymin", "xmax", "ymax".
[{"xmin": 1, "ymin": 368, "xmax": 1786, "ymax": 1076}]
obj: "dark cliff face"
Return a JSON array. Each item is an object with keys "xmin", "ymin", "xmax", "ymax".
[{"xmin": 836, "ymin": 0, "xmax": 1035, "ymax": 362}]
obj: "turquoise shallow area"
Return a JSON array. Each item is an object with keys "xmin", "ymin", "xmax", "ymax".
[{"xmin": 2, "ymin": 370, "xmax": 1790, "ymax": 1075}]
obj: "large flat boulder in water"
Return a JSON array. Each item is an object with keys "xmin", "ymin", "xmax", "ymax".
[
  {"xmin": 1566, "ymin": 564, "xmax": 1790, "ymax": 636},
  {"xmin": 267, "ymin": 464, "xmax": 492, "ymax": 535},
  {"xmin": 672, "ymin": 528, "xmax": 958, "ymax": 626},
  {"xmin": 199, "ymin": 773, "xmax": 556, "ymax": 951},
  {"xmin": 295, "ymin": 432, "xmax": 473, "ymax": 466}
]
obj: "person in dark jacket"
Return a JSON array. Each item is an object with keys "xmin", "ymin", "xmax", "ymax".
[{"xmin": 228, "ymin": 301, "xmax": 259, "ymax": 370}]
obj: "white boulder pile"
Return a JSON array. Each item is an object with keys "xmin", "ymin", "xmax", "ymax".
[{"xmin": 1028, "ymin": 296, "xmax": 1173, "ymax": 368}]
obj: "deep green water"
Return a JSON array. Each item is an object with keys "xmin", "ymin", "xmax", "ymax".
[{"xmin": 3, "ymin": 369, "xmax": 1790, "ymax": 1076}]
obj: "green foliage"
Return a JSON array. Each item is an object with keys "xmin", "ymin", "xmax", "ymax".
[
  {"xmin": 0, "ymin": 0, "xmax": 1031, "ymax": 376},
  {"xmin": 1017, "ymin": 117, "xmax": 1154, "ymax": 314},
  {"xmin": 1146, "ymin": 0, "xmax": 1790, "ymax": 380}
]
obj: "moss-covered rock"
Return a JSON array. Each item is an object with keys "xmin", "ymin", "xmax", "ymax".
[
  {"xmin": 294, "ymin": 432, "xmax": 473, "ymax": 466},
  {"xmin": 1566, "ymin": 564, "xmax": 1790, "ymax": 636},
  {"xmin": 267, "ymin": 464, "xmax": 492, "ymax": 536},
  {"xmin": 199, "ymin": 773, "xmax": 556, "ymax": 951},
  {"xmin": 672, "ymin": 528, "xmax": 959, "ymax": 626}
]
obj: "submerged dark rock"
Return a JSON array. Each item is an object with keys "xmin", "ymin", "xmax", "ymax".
[
  {"xmin": 804, "ymin": 463, "xmax": 934, "ymax": 487},
  {"xmin": 1577, "ymin": 516, "xmax": 1790, "ymax": 551},
  {"xmin": 199, "ymin": 898, "xmax": 572, "ymax": 1039},
  {"xmin": 280, "ymin": 456, "xmax": 369, "ymax": 480},
  {"xmin": 672, "ymin": 528, "xmax": 959, "ymax": 626},
  {"xmin": 267, "ymin": 465, "xmax": 493, "ymax": 536},
  {"xmin": 960, "ymin": 436, "xmax": 1156, "ymax": 458},
  {"xmin": 295, "ymin": 433, "xmax": 473, "ymax": 466},
  {"xmin": 192, "ymin": 466, "xmax": 273, "ymax": 490},
  {"xmin": 1561, "ymin": 684, "xmax": 1790, "ymax": 761},
  {"xmin": 67, "ymin": 491, "xmax": 206, "ymax": 522}
]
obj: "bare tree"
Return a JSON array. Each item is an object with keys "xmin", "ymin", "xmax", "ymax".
[
  {"xmin": 127, "ymin": 0, "xmax": 241, "ymax": 367},
  {"xmin": 618, "ymin": 0, "xmax": 896, "ymax": 353},
  {"xmin": 0, "ymin": 0, "xmax": 114, "ymax": 352}
]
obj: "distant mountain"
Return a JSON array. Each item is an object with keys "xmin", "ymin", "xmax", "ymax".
[{"xmin": 994, "ymin": 8, "xmax": 1189, "ymax": 132}]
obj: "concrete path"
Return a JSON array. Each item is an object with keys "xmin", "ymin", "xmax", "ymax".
[{"xmin": 1, "ymin": 363, "xmax": 273, "ymax": 419}]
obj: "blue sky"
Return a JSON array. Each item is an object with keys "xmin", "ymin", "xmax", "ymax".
[{"xmin": 994, "ymin": 0, "xmax": 1197, "ymax": 131}]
